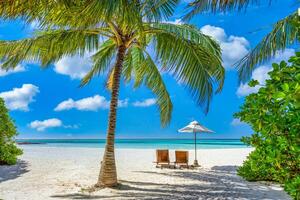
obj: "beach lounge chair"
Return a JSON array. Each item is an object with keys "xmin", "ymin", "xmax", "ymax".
[
  {"xmin": 174, "ymin": 150, "xmax": 191, "ymax": 169},
  {"xmin": 154, "ymin": 149, "xmax": 171, "ymax": 168}
]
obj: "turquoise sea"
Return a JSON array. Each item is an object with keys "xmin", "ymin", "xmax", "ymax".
[{"xmin": 16, "ymin": 139, "xmax": 249, "ymax": 149}]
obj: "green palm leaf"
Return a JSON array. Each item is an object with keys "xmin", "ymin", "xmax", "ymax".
[
  {"xmin": 124, "ymin": 46, "xmax": 173, "ymax": 126},
  {"xmin": 145, "ymin": 23, "xmax": 224, "ymax": 112},
  {"xmin": 142, "ymin": 0, "xmax": 179, "ymax": 22},
  {"xmin": 81, "ymin": 39, "xmax": 117, "ymax": 86},
  {"xmin": 184, "ymin": 0, "xmax": 253, "ymax": 21},
  {"xmin": 236, "ymin": 12, "xmax": 299, "ymax": 82},
  {"xmin": 0, "ymin": 29, "xmax": 104, "ymax": 68}
]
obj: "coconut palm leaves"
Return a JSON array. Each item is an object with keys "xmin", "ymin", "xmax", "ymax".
[
  {"xmin": 184, "ymin": 0, "xmax": 299, "ymax": 82},
  {"xmin": 0, "ymin": 30, "xmax": 101, "ymax": 67},
  {"xmin": 184, "ymin": 0, "xmax": 254, "ymax": 21},
  {"xmin": 237, "ymin": 12, "xmax": 299, "ymax": 81}
]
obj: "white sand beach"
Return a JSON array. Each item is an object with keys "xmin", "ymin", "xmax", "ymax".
[{"xmin": 0, "ymin": 146, "xmax": 291, "ymax": 200}]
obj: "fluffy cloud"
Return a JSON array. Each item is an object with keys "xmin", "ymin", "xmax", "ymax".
[
  {"xmin": 54, "ymin": 95, "xmax": 128, "ymax": 111},
  {"xmin": 0, "ymin": 84, "xmax": 39, "ymax": 111},
  {"xmin": 231, "ymin": 118, "xmax": 247, "ymax": 126},
  {"xmin": 29, "ymin": 118, "xmax": 62, "ymax": 131},
  {"xmin": 236, "ymin": 66, "xmax": 271, "ymax": 97},
  {"xmin": 236, "ymin": 49, "xmax": 295, "ymax": 97},
  {"xmin": 269, "ymin": 48, "xmax": 295, "ymax": 63},
  {"xmin": 0, "ymin": 64, "xmax": 25, "ymax": 77},
  {"xmin": 54, "ymin": 54, "xmax": 92, "ymax": 79},
  {"xmin": 133, "ymin": 98, "xmax": 156, "ymax": 107},
  {"xmin": 200, "ymin": 25, "xmax": 249, "ymax": 69}
]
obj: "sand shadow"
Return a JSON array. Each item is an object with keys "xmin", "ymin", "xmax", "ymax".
[
  {"xmin": 50, "ymin": 193, "xmax": 117, "ymax": 199},
  {"xmin": 211, "ymin": 165, "xmax": 239, "ymax": 173},
  {"xmin": 0, "ymin": 160, "xmax": 29, "ymax": 183},
  {"xmin": 50, "ymin": 165, "xmax": 290, "ymax": 200}
]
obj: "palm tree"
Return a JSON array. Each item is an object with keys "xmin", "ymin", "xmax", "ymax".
[
  {"xmin": 184, "ymin": 0, "xmax": 299, "ymax": 82},
  {"xmin": 0, "ymin": 0, "xmax": 225, "ymax": 187}
]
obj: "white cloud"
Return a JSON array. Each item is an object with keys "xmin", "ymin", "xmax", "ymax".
[
  {"xmin": 271, "ymin": 48, "xmax": 295, "ymax": 63},
  {"xmin": 0, "ymin": 64, "xmax": 25, "ymax": 77},
  {"xmin": 0, "ymin": 84, "xmax": 39, "ymax": 111},
  {"xmin": 236, "ymin": 48, "xmax": 295, "ymax": 97},
  {"xmin": 54, "ymin": 54, "xmax": 93, "ymax": 79},
  {"xmin": 29, "ymin": 118, "xmax": 62, "ymax": 131},
  {"xmin": 231, "ymin": 118, "xmax": 247, "ymax": 126},
  {"xmin": 63, "ymin": 124, "xmax": 80, "ymax": 129},
  {"xmin": 133, "ymin": 98, "xmax": 156, "ymax": 107},
  {"xmin": 200, "ymin": 25, "xmax": 249, "ymax": 69},
  {"xmin": 54, "ymin": 95, "xmax": 128, "ymax": 111},
  {"xmin": 236, "ymin": 66, "xmax": 271, "ymax": 97},
  {"xmin": 118, "ymin": 98, "xmax": 129, "ymax": 108}
]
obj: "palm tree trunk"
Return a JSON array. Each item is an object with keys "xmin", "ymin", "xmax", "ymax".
[{"xmin": 96, "ymin": 44, "xmax": 126, "ymax": 187}]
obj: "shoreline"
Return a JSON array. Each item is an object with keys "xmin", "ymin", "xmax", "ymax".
[{"xmin": 18, "ymin": 145, "xmax": 252, "ymax": 150}]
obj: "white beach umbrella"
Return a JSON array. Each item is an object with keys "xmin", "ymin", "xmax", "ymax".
[{"xmin": 178, "ymin": 120, "xmax": 214, "ymax": 166}]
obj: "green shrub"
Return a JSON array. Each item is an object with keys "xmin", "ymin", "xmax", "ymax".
[
  {"xmin": 0, "ymin": 97, "xmax": 22, "ymax": 165},
  {"xmin": 235, "ymin": 53, "xmax": 300, "ymax": 199}
]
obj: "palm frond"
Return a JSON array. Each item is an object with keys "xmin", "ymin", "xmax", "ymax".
[
  {"xmin": 236, "ymin": 12, "xmax": 299, "ymax": 82},
  {"xmin": 81, "ymin": 39, "xmax": 117, "ymax": 86},
  {"xmin": 145, "ymin": 23, "xmax": 224, "ymax": 113},
  {"xmin": 0, "ymin": 0, "xmax": 76, "ymax": 25},
  {"xmin": 124, "ymin": 46, "xmax": 173, "ymax": 126},
  {"xmin": 0, "ymin": 29, "xmax": 102, "ymax": 69},
  {"xmin": 0, "ymin": 0, "xmax": 141, "ymax": 29},
  {"xmin": 141, "ymin": 0, "xmax": 179, "ymax": 22},
  {"xmin": 106, "ymin": 68, "xmax": 115, "ymax": 91},
  {"xmin": 184, "ymin": 0, "xmax": 256, "ymax": 21}
]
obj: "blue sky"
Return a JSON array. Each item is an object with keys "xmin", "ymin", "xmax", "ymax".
[{"xmin": 0, "ymin": 0, "xmax": 297, "ymax": 139}]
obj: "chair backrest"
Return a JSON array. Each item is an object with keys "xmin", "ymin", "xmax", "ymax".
[
  {"xmin": 175, "ymin": 151, "xmax": 188, "ymax": 164},
  {"xmin": 156, "ymin": 149, "xmax": 169, "ymax": 163}
]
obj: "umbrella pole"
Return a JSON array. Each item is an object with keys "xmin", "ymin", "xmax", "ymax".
[{"xmin": 194, "ymin": 131, "xmax": 199, "ymax": 166}]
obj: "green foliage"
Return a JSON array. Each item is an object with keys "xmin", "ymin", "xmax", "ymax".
[
  {"xmin": 184, "ymin": 0, "xmax": 253, "ymax": 21},
  {"xmin": 0, "ymin": 98, "xmax": 22, "ymax": 165},
  {"xmin": 235, "ymin": 53, "xmax": 300, "ymax": 199},
  {"xmin": 0, "ymin": 0, "xmax": 225, "ymax": 126}
]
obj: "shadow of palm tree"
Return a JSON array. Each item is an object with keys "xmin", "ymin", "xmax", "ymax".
[
  {"xmin": 51, "ymin": 193, "xmax": 117, "ymax": 199},
  {"xmin": 51, "ymin": 165, "xmax": 290, "ymax": 200},
  {"xmin": 0, "ymin": 160, "xmax": 29, "ymax": 183}
]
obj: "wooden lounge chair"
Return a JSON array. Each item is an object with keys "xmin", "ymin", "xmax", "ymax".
[
  {"xmin": 154, "ymin": 149, "xmax": 172, "ymax": 169},
  {"xmin": 174, "ymin": 150, "xmax": 191, "ymax": 169}
]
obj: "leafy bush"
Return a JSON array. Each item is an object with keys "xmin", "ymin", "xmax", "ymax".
[
  {"xmin": 0, "ymin": 97, "xmax": 22, "ymax": 165},
  {"xmin": 235, "ymin": 53, "xmax": 300, "ymax": 199}
]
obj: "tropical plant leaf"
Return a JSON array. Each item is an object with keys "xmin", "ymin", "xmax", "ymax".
[
  {"xmin": 144, "ymin": 23, "xmax": 224, "ymax": 112},
  {"xmin": 236, "ymin": 12, "xmax": 299, "ymax": 82},
  {"xmin": 0, "ymin": 29, "xmax": 101, "ymax": 69},
  {"xmin": 184, "ymin": 0, "xmax": 255, "ymax": 21},
  {"xmin": 142, "ymin": 0, "xmax": 179, "ymax": 22},
  {"xmin": 125, "ymin": 46, "xmax": 173, "ymax": 126},
  {"xmin": 81, "ymin": 39, "xmax": 117, "ymax": 86}
]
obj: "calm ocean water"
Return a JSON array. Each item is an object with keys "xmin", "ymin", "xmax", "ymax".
[{"xmin": 16, "ymin": 139, "xmax": 249, "ymax": 149}]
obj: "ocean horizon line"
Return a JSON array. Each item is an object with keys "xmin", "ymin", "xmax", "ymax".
[{"xmin": 17, "ymin": 138, "xmax": 242, "ymax": 140}]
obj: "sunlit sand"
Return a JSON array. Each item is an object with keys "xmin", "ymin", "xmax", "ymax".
[{"xmin": 0, "ymin": 146, "xmax": 291, "ymax": 200}]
